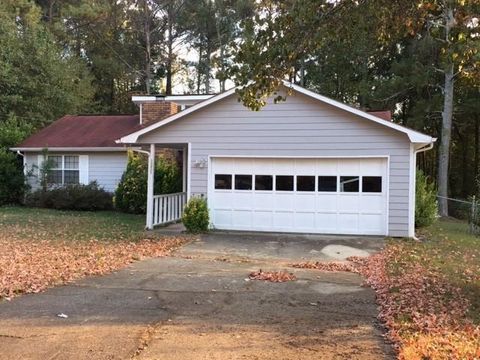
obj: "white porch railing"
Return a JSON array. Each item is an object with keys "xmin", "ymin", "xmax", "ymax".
[{"xmin": 152, "ymin": 192, "xmax": 187, "ymax": 226}]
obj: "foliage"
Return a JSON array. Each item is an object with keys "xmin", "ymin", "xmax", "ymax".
[
  {"xmin": 25, "ymin": 182, "xmax": 113, "ymax": 211},
  {"xmin": 415, "ymin": 169, "xmax": 438, "ymax": 228},
  {"xmin": 0, "ymin": 206, "xmax": 188, "ymax": 299},
  {"xmin": 182, "ymin": 196, "xmax": 209, "ymax": 233},
  {"xmin": 115, "ymin": 151, "xmax": 148, "ymax": 214},
  {"xmin": 0, "ymin": 150, "xmax": 27, "ymax": 206},
  {"xmin": 154, "ymin": 155, "xmax": 183, "ymax": 195},
  {"xmin": 0, "ymin": 1, "xmax": 94, "ymax": 129},
  {"xmin": 115, "ymin": 151, "xmax": 182, "ymax": 214},
  {"xmin": 0, "ymin": 114, "xmax": 32, "ymax": 205},
  {"xmin": 0, "ymin": 114, "xmax": 33, "ymax": 148}
]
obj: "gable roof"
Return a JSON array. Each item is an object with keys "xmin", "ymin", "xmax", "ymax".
[
  {"xmin": 13, "ymin": 115, "xmax": 140, "ymax": 151},
  {"xmin": 118, "ymin": 81, "xmax": 434, "ymax": 145}
]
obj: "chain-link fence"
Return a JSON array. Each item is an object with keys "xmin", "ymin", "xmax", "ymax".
[{"xmin": 437, "ymin": 195, "xmax": 480, "ymax": 235}]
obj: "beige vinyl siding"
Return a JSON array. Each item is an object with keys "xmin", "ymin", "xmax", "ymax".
[
  {"xmin": 139, "ymin": 90, "xmax": 412, "ymax": 237},
  {"xmin": 23, "ymin": 152, "xmax": 127, "ymax": 193}
]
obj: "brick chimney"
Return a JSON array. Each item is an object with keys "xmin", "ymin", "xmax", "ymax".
[{"xmin": 140, "ymin": 100, "xmax": 180, "ymax": 125}]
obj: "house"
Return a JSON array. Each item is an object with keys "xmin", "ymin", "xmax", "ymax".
[
  {"xmin": 13, "ymin": 82, "xmax": 435, "ymax": 237},
  {"xmin": 11, "ymin": 96, "xmax": 209, "ymax": 192},
  {"xmin": 119, "ymin": 82, "xmax": 435, "ymax": 238}
]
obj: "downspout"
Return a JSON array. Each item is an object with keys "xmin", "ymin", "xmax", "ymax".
[
  {"xmin": 410, "ymin": 141, "xmax": 436, "ymax": 239},
  {"xmin": 16, "ymin": 151, "xmax": 26, "ymax": 176}
]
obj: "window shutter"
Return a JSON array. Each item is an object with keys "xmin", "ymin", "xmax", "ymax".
[{"xmin": 79, "ymin": 155, "xmax": 89, "ymax": 184}]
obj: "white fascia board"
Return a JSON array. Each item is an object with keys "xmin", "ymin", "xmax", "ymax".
[
  {"xmin": 132, "ymin": 96, "xmax": 157, "ymax": 103},
  {"xmin": 283, "ymin": 81, "xmax": 435, "ymax": 144},
  {"xmin": 10, "ymin": 147, "xmax": 130, "ymax": 152},
  {"xmin": 132, "ymin": 95, "xmax": 214, "ymax": 105},
  {"xmin": 120, "ymin": 88, "xmax": 237, "ymax": 144}
]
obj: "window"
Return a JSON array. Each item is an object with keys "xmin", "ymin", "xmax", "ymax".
[
  {"xmin": 340, "ymin": 176, "xmax": 359, "ymax": 192},
  {"xmin": 255, "ymin": 175, "xmax": 273, "ymax": 191},
  {"xmin": 47, "ymin": 155, "xmax": 80, "ymax": 185},
  {"xmin": 297, "ymin": 176, "xmax": 315, "ymax": 192},
  {"xmin": 215, "ymin": 174, "xmax": 232, "ymax": 189},
  {"xmin": 363, "ymin": 176, "xmax": 382, "ymax": 193},
  {"xmin": 318, "ymin": 176, "xmax": 337, "ymax": 192},
  {"xmin": 276, "ymin": 175, "xmax": 294, "ymax": 191},
  {"xmin": 235, "ymin": 175, "xmax": 252, "ymax": 190}
]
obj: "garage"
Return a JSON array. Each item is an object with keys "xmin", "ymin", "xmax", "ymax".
[{"xmin": 209, "ymin": 157, "xmax": 388, "ymax": 235}]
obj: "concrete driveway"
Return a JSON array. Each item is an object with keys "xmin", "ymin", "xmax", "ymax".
[{"xmin": 0, "ymin": 233, "xmax": 392, "ymax": 360}]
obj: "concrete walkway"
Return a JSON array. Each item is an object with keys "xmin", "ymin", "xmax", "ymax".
[{"xmin": 0, "ymin": 233, "xmax": 392, "ymax": 360}]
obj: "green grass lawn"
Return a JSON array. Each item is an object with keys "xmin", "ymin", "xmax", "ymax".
[
  {"xmin": 405, "ymin": 218, "xmax": 480, "ymax": 322},
  {"xmin": 0, "ymin": 206, "xmax": 147, "ymax": 242}
]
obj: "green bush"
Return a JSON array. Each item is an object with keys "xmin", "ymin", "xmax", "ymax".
[
  {"xmin": 0, "ymin": 149, "xmax": 27, "ymax": 205},
  {"xmin": 25, "ymin": 182, "xmax": 113, "ymax": 211},
  {"xmin": 115, "ymin": 151, "xmax": 183, "ymax": 214},
  {"xmin": 182, "ymin": 197, "xmax": 209, "ymax": 233},
  {"xmin": 415, "ymin": 169, "xmax": 438, "ymax": 228},
  {"xmin": 114, "ymin": 151, "xmax": 148, "ymax": 214}
]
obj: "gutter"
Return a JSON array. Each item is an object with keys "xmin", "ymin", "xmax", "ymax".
[
  {"xmin": 130, "ymin": 148, "xmax": 150, "ymax": 156},
  {"xmin": 415, "ymin": 141, "xmax": 435, "ymax": 154}
]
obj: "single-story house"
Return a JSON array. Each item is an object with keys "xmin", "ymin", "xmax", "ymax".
[
  {"xmin": 11, "ymin": 96, "xmax": 210, "ymax": 192},
  {"xmin": 13, "ymin": 81, "xmax": 435, "ymax": 237},
  {"xmin": 118, "ymin": 81, "xmax": 435, "ymax": 238}
]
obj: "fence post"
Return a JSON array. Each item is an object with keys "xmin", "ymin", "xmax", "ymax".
[{"xmin": 470, "ymin": 195, "xmax": 476, "ymax": 234}]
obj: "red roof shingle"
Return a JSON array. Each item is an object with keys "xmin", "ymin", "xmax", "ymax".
[{"xmin": 18, "ymin": 115, "xmax": 140, "ymax": 148}]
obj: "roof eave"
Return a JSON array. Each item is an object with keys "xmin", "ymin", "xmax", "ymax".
[{"xmin": 10, "ymin": 147, "xmax": 130, "ymax": 152}]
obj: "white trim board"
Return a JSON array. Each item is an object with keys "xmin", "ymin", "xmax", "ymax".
[
  {"xmin": 11, "ymin": 147, "xmax": 130, "ymax": 152},
  {"xmin": 118, "ymin": 81, "xmax": 435, "ymax": 145}
]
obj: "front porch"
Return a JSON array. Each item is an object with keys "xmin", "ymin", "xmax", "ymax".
[{"xmin": 143, "ymin": 143, "xmax": 190, "ymax": 229}]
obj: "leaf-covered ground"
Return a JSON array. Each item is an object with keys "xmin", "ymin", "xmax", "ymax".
[
  {"xmin": 0, "ymin": 206, "xmax": 189, "ymax": 299},
  {"xmin": 368, "ymin": 219, "xmax": 479, "ymax": 359}
]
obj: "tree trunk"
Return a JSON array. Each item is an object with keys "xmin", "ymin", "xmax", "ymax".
[
  {"xmin": 196, "ymin": 46, "xmax": 203, "ymax": 94},
  {"xmin": 166, "ymin": 4, "xmax": 174, "ymax": 95},
  {"xmin": 143, "ymin": 0, "xmax": 152, "ymax": 94},
  {"xmin": 437, "ymin": 5, "xmax": 455, "ymax": 217},
  {"xmin": 438, "ymin": 65, "xmax": 454, "ymax": 216},
  {"xmin": 205, "ymin": 44, "xmax": 211, "ymax": 94}
]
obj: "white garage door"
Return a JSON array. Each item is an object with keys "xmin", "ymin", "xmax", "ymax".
[{"xmin": 209, "ymin": 157, "xmax": 388, "ymax": 235}]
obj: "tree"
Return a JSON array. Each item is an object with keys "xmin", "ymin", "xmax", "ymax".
[
  {"xmin": 0, "ymin": 1, "xmax": 95, "ymax": 129},
  {"xmin": 230, "ymin": 0, "xmax": 480, "ymax": 216}
]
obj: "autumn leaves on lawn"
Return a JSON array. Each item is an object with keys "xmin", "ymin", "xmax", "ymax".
[{"xmin": 0, "ymin": 237, "xmax": 187, "ymax": 300}]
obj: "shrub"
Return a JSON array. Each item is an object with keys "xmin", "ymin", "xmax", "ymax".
[
  {"xmin": 415, "ymin": 169, "xmax": 438, "ymax": 228},
  {"xmin": 182, "ymin": 197, "xmax": 209, "ymax": 233},
  {"xmin": 115, "ymin": 151, "xmax": 182, "ymax": 214},
  {"xmin": 0, "ymin": 149, "xmax": 27, "ymax": 205},
  {"xmin": 114, "ymin": 151, "xmax": 148, "ymax": 214},
  {"xmin": 26, "ymin": 182, "xmax": 113, "ymax": 211}
]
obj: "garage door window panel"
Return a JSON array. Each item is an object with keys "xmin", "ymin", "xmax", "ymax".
[
  {"xmin": 276, "ymin": 175, "xmax": 294, "ymax": 191},
  {"xmin": 318, "ymin": 176, "xmax": 337, "ymax": 192},
  {"xmin": 362, "ymin": 176, "xmax": 382, "ymax": 193},
  {"xmin": 255, "ymin": 175, "xmax": 273, "ymax": 191},
  {"xmin": 297, "ymin": 176, "xmax": 315, "ymax": 192},
  {"xmin": 340, "ymin": 176, "xmax": 360, "ymax": 192},
  {"xmin": 235, "ymin": 175, "xmax": 253, "ymax": 190},
  {"xmin": 215, "ymin": 174, "xmax": 232, "ymax": 190}
]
